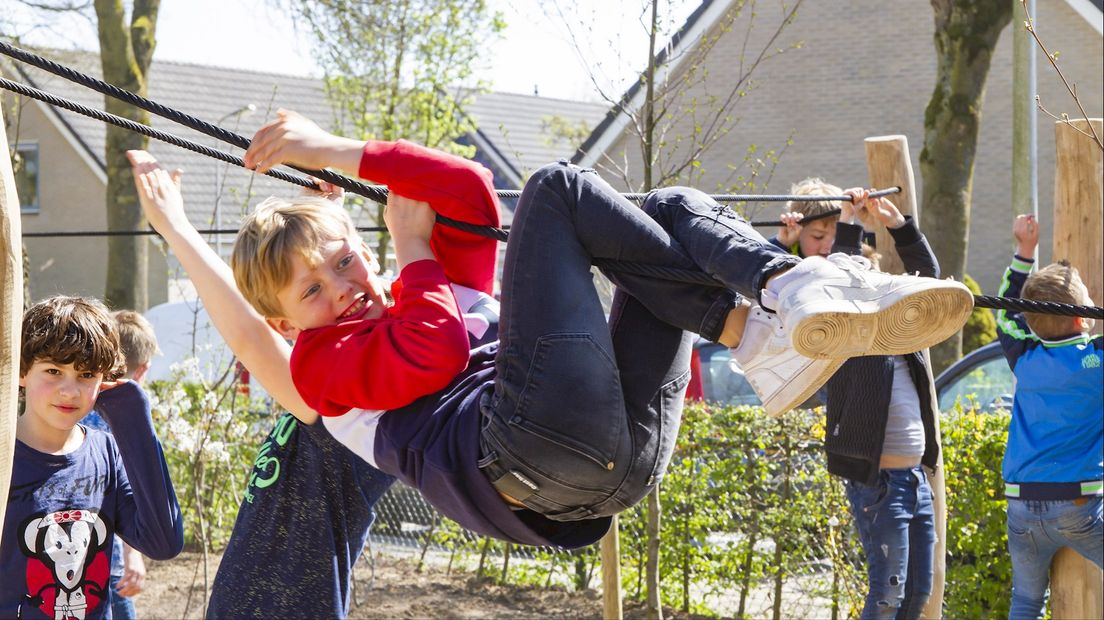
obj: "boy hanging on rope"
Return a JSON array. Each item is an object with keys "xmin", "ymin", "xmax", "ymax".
[
  {"xmin": 1, "ymin": 296, "xmax": 183, "ymax": 619},
  {"xmin": 127, "ymin": 109, "xmax": 972, "ymax": 549},
  {"xmin": 996, "ymin": 214, "xmax": 1102, "ymax": 620}
]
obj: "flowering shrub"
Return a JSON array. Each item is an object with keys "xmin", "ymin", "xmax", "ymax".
[{"xmin": 147, "ymin": 358, "xmax": 274, "ymax": 551}]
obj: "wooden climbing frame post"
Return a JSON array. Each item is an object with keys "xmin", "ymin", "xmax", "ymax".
[
  {"xmin": 601, "ymin": 515, "xmax": 623, "ymax": 619},
  {"xmin": 0, "ymin": 101, "xmax": 26, "ymax": 536},
  {"xmin": 1050, "ymin": 117, "xmax": 1103, "ymax": 620},
  {"xmin": 864, "ymin": 135, "xmax": 947, "ymax": 620}
]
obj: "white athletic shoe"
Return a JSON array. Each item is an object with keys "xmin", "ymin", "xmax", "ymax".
[
  {"xmin": 730, "ymin": 306, "xmax": 844, "ymax": 416},
  {"xmin": 762, "ymin": 253, "xmax": 974, "ymax": 360}
]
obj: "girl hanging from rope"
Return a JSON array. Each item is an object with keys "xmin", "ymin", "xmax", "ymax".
[{"xmin": 127, "ymin": 109, "xmax": 973, "ymax": 549}]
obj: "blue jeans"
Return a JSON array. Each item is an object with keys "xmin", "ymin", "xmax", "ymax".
[
  {"xmin": 107, "ymin": 574, "xmax": 137, "ymax": 620},
  {"xmin": 479, "ymin": 162, "xmax": 796, "ymax": 519},
  {"xmin": 845, "ymin": 467, "xmax": 936, "ymax": 620},
  {"xmin": 1006, "ymin": 496, "xmax": 1104, "ymax": 620}
]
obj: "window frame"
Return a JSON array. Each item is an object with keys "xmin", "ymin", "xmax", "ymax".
[{"xmin": 12, "ymin": 140, "xmax": 40, "ymax": 214}]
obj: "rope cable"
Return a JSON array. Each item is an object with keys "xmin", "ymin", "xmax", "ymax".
[{"xmin": 8, "ymin": 46, "xmax": 1099, "ymax": 320}]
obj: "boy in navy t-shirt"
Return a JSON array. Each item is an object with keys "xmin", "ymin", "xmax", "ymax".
[{"xmin": 2, "ymin": 296, "xmax": 183, "ymax": 619}]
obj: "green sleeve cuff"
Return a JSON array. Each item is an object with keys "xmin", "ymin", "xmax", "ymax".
[{"xmin": 1010, "ymin": 255, "xmax": 1034, "ymax": 273}]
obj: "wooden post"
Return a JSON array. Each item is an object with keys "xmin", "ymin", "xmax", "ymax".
[
  {"xmin": 864, "ymin": 135, "xmax": 947, "ymax": 620},
  {"xmin": 1050, "ymin": 118, "xmax": 1104, "ymax": 620},
  {"xmin": 864, "ymin": 135, "xmax": 919, "ymax": 274},
  {"xmin": 601, "ymin": 516, "xmax": 623, "ymax": 619},
  {"xmin": 0, "ymin": 102, "xmax": 26, "ymax": 536}
]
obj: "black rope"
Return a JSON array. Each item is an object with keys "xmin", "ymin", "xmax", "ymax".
[
  {"xmin": 1, "ymin": 41, "xmax": 893, "ymax": 225},
  {"xmin": 21, "ymin": 226, "xmax": 434, "ymax": 237},
  {"xmin": 0, "ymin": 41, "xmax": 389, "ymax": 205},
  {"xmin": 15, "ymin": 47, "xmax": 1090, "ymax": 319}
]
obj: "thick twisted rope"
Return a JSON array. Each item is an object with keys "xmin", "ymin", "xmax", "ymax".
[{"xmin": 5, "ymin": 46, "xmax": 1099, "ymax": 320}]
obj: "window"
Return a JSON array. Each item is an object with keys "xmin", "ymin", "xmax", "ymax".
[
  {"xmin": 12, "ymin": 142, "xmax": 39, "ymax": 213},
  {"xmin": 937, "ymin": 354, "xmax": 1015, "ymax": 413}
]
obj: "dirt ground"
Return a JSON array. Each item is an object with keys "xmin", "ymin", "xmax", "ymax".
[{"xmin": 134, "ymin": 551, "xmax": 712, "ymax": 619}]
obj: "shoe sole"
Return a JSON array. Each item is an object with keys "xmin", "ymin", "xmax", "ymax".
[
  {"xmin": 759, "ymin": 357, "xmax": 846, "ymax": 416},
  {"xmin": 789, "ymin": 284, "xmax": 974, "ymax": 359}
]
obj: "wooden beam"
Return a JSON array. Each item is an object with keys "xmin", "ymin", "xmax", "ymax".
[
  {"xmin": 864, "ymin": 135, "xmax": 919, "ymax": 276},
  {"xmin": 865, "ymin": 135, "xmax": 947, "ymax": 620},
  {"xmin": 1050, "ymin": 118, "xmax": 1103, "ymax": 620},
  {"xmin": 601, "ymin": 516, "xmax": 623, "ymax": 619},
  {"xmin": 0, "ymin": 101, "xmax": 26, "ymax": 536}
]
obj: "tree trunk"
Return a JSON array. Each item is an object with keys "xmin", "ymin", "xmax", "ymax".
[
  {"xmin": 94, "ymin": 0, "xmax": 160, "ymax": 310},
  {"xmin": 920, "ymin": 0, "xmax": 1011, "ymax": 372}
]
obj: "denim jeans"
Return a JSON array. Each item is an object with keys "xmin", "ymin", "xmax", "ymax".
[
  {"xmin": 845, "ymin": 466, "xmax": 936, "ymax": 620},
  {"xmin": 480, "ymin": 161, "xmax": 796, "ymax": 520},
  {"xmin": 1006, "ymin": 496, "xmax": 1104, "ymax": 620},
  {"xmin": 106, "ymin": 574, "xmax": 137, "ymax": 620}
]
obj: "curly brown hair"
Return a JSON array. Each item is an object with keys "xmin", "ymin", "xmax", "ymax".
[{"xmin": 20, "ymin": 296, "xmax": 126, "ymax": 380}]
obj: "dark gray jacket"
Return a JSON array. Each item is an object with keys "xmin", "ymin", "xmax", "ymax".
[{"xmin": 823, "ymin": 218, "xmax": 942, "ymax": 485}]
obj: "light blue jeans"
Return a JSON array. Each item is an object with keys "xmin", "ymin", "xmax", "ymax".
[
  {"xmin": 106, "ymin": 574, "xmax": 137, "ymax": 620},
  {"xmin": 1006, "ymin": 496, "xmax": 1104, "ymax": 620},
  {"xmin": 845, "ymin": 466, "xmax": 936, "ymax": 620}
]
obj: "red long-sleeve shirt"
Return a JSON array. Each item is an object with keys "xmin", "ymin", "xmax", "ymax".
[{"xmin": 290, "ymin": 140, "xmax": 501, "ymax": 417}]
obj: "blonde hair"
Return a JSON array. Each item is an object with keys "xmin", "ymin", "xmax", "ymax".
[
  {"xmin": 112, "ymin": 310, "xmax": 160, "ymax": 373},
  {"xmin": 1021, "ymin": 261, "xmax": 1090, "ymax": 338},
  {"xmin": 861, "ymin": 243, "xmax": 882, "ymax": 271},
  {"xmin": 231, "ymin": 196, "xmax": 362, "ymax": 317},
  {"xmin": 786, "ymin": 178, "xmax": 845, "ymax": 219}
]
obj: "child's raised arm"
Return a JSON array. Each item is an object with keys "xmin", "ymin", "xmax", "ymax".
[
  {"xmin": 243, "ymin": 110, "xmax": 499, "ymax": 295},
  {"xmin": 127, "ymin": 150, "xmax": 320, "ymax": 425}
]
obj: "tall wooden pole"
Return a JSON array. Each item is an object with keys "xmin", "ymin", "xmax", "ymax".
[
  {"xmin": 865, "ymin": 135, "xmax": 947, "ymax": 620},
  {"xmin": 601, "ymin": 516, "xmax": 623, "ymax": 619},
  {"xmin": 1050, "ymin": 118, "xmax": 1103, "ymax": 620},
  {"xmin": 0, "ymin": 102, "xmax": 26, "ymax": 536}
]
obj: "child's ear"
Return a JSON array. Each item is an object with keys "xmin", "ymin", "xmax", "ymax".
[{"xmin": 266, "ymin": 317, "xmax": 301, "ymax": 341}]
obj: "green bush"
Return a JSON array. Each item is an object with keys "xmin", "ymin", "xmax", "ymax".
[
  {"xmin": 962, "ymin": 274, "xmax": 998, "ymax": 355},
  {"xmin": 941, "ymin": 401, "xmax": 1012, "ymax": 619},
  {"xmin": 147, "ymin": 364, "xmax": 274, "ymax": 551}
]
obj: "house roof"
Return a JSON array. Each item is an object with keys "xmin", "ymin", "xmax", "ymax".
[{"xmin": 3, "ymin": 49, "xmax": 605, "ymax": 244}]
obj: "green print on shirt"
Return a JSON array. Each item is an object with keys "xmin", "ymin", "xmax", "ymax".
[{"xmin": 243, "ymin": 414, "xmax": 298, "ymax": 503}]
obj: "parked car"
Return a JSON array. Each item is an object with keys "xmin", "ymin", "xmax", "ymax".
[
  {"xmin": 689, "ymin": 337, "xmax": 1013, "ymax": 414},
  {"xmin": 934, "ymin": 341, "xmax": 1013, "ymax": 413}
]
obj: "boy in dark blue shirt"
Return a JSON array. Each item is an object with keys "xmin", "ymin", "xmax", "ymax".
[{"xmin": 2, "ymin": 296, "xmax": 183, "ymax": 619}]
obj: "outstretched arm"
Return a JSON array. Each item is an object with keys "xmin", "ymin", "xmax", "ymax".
[
  {"xmin": 127, "ymin": 150, "xmax": 319, "ymax": 425},
  {"xmin": 995, "ymin": 214, "xmax": 1041, "ymax": 368}
]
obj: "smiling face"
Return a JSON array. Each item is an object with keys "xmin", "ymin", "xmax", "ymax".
[
  {"xmin": 268, "ymin": 236, "xmax": 389, "ymax": 340},
  {"xmin": 20, "ymin": 360, "xmax": 104, "ymax": 440},
  {"xmin": 797, "ymin": 218, "xmax": 838, "ymax": 258}
]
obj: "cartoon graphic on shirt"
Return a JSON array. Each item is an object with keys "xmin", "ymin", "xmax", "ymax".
[{"xmin": 18, "ymin": 510, "xmax": 110, "ymax": 620}]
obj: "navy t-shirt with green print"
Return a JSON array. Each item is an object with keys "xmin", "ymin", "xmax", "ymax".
[{"xmin": 205, "ymin": 414, "xmax": 395, "ymax": 619}]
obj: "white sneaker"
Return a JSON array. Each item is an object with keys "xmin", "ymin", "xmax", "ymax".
[
  {"xmin": 762, "ymin": 253, "xmax": 974, "ymax": 360},
  {"xmin": 731, "ymin": 306, "xmax": 844, "ymax": 415}
]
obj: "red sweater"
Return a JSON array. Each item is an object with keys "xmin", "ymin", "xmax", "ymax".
[{"xmin": 290, "ymin": 140, "xmax": 500, "ymax": 417}]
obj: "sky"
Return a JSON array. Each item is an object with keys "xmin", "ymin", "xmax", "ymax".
[{"xmin": 4, "ymin": 0, "xmax": 701, "ymax": 103}]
